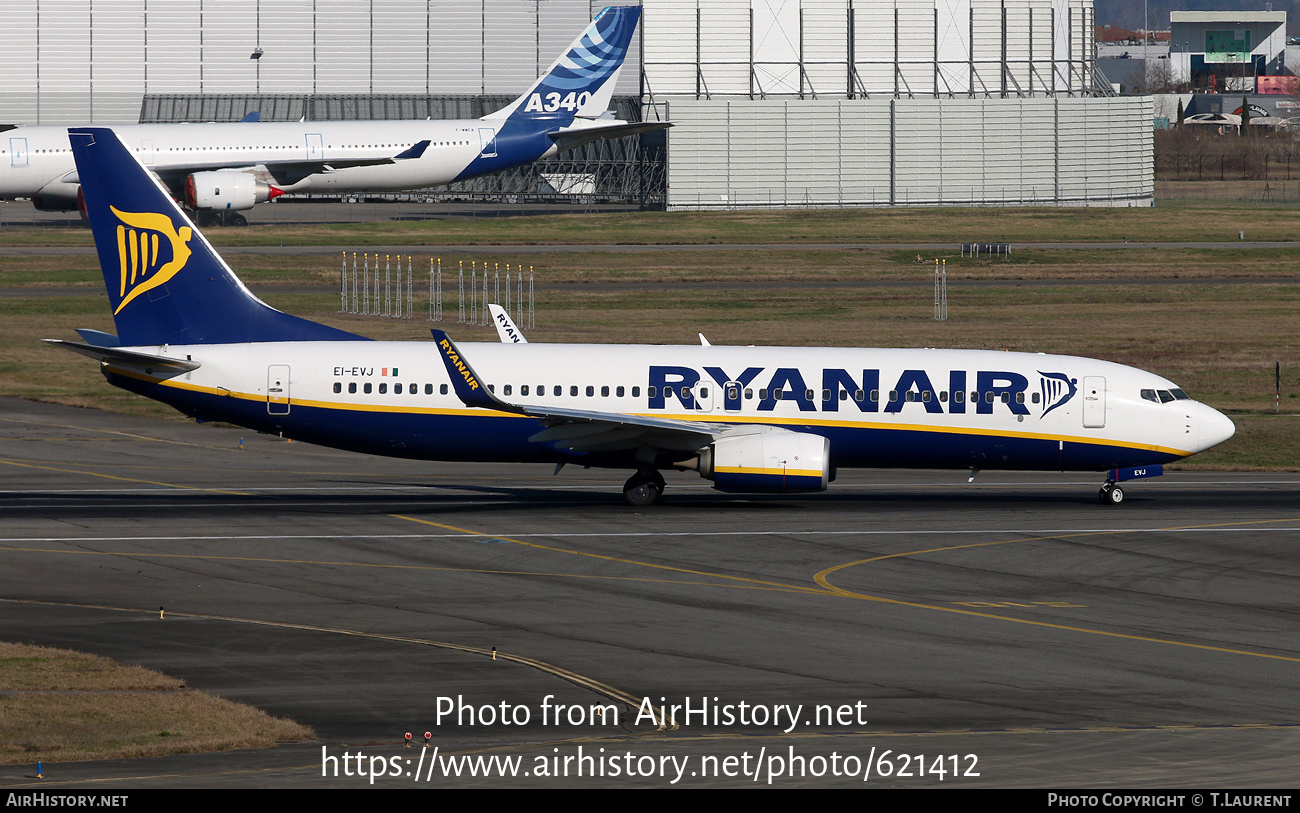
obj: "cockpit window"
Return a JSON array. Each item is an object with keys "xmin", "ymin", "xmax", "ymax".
[
  {"xmin": 1169, "ymin": 388, "xmax": 1190, "ymax": 400},
  {"xmin": 1140, "ymin": 389, "xmax": 1160, "ymax": 403},
  {"xmin": 1158, "ymin": 390, "xmax": 1175, "ymax": 403}
]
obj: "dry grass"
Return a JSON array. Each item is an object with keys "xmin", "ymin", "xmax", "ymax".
[
  {"xmin": 0, "ymin": 641, "xmax": 314, "ymax": 765},
  {"xmin": 11, "ymin": 203, "xmax": 1300, "ymax": 247}
]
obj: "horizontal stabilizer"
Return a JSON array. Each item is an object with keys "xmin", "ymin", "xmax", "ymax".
[
  {"xmin": 43, "ymin": 339, "xmax": 201, "ymax": 372},
  {"xmin": 74, "ymin": 328, "xmax": 120, "ymax": 347},
  {"xmin": 549, "ymin": 120, "xmax": 671, "ymax": 152}
]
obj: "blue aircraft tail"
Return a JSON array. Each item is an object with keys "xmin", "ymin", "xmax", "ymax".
[
  {"xmin": 69, "ymin": 127, "xmax": 363, "ymax": 346},
  {"xmin": 490, "ymin": 6, "xmax": 640, "ymax": 125},
  {"xmin": 453, "ymin": 7, "xmax": 641, "ymax": 182}
]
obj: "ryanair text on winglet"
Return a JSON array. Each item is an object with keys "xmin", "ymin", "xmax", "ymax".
[{"xmin": 439, "ymin": 338, "xmax": 480, "ymax": 391}]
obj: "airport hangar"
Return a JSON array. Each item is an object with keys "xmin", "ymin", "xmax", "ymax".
[{"xmin": 2, "ymin": 0, "xmax": 1151, "ymax": 210}]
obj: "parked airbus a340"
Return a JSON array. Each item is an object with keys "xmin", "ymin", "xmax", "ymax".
[
  {"xmin": 48, "ymin": 127, "xmax": 1236, "ymax": 506},
  {"xmin": 0, "ymin": 7, "xmax": 660, "ymax": 225}
]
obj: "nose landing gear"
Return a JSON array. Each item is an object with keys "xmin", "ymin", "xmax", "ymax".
[
  {"xmin": 1096, "ymin": 464, "xmax": 1163, "ymax": 505},
  {"xmin": 1098, "ymin": 481, "xmax": 1124, "ymax": 505}
]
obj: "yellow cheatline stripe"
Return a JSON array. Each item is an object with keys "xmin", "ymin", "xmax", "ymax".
[
  {"xmin": 0, "ymin": 457, "xmax": 252, "ymax": 496},
  {"xmin": 714, "ymin": 466, "xmax": 824, "ymax": 478},
  {"xmin": 813, "ymin": 516, "xmax": 1300, "ymax": 664},
  {"xmin": 108, "ymin": 370, "xmax": 1192, "ymax": 458},
  {"xmin": 390, "ymin": 515, "xmax": 834, "ymax": 597},
  {"xmin": 0, "ymin": 596, "xmax": 668, "ymax": 728}
]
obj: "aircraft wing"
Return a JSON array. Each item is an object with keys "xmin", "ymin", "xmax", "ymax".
[
  {"xmin": 141, "ymin": 140, "xmax": 432, "ymax": 186},
  {"xmin": 548, "ymin": 120, "xmax": 671, "ymax": 153},
  {"xmin": 431, "ymin": 329, "xmax": 717, "ymax": 454},
  {"xmin": 43, "ymin": 339, "xmax": 201, "ymax": 373}
]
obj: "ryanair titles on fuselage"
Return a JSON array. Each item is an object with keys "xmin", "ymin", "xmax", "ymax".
[{"xmin": 648, "ymin": 365, "xmax": 1077, "ymax": 417}]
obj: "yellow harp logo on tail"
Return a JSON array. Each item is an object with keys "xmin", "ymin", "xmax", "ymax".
[{"xmin": 110, "ymin": 206, "xmax": 193, "ymax": 316}]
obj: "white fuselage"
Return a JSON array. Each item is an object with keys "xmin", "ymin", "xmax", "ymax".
[
  {"xmin": 0, "ymin": 120, "xmax": 524, "ymax": 201},
  {"xmin": 103, "ymin": 340, "xmax": 1235, "ymax": 471}
]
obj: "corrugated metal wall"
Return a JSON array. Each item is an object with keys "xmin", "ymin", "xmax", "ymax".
[
  {"xmin": 0, "ymin": 0, "xmax": 637, "ymax": 125},
  {"xmin": 642, "ymin": 0, "xmax": 1107, "ymax": 99},
  {"xmin": 665, "ymin": 96, "xmax": 1153, "ymax": 208}
]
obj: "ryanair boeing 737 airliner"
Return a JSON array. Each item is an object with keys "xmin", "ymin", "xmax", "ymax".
[
  {"xmin": 47, "ymin": 127, "xmax": 1236, "ymax": 506},
  {"xmin": 1, "ymin": 7, "xmax": 660, "ymax": 225}
]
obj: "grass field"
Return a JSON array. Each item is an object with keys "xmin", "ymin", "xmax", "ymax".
[
  {"xmin": 1, "ymin": 205, "xmax": 1296, "ymax": 469},
  {"xmin": 0, "ymin": 641, "xmax": 313, "ymax": 765},
  {"xmin": 9, "ymin": 203, "xmax": 1300, "ymax": 247}
]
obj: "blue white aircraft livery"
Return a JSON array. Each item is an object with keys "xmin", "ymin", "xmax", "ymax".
[
  {"xmin": 0, "ymin": 7, "xmax": 659, "ymax": 224},
  {"xmin": 49, "ymin": 127, "xmax": 1236, "ymax": 506}
]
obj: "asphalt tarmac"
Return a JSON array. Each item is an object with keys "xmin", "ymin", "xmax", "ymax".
[{"xmin": 0, "ymin": 398, "xmax": 1296, "ymax": 788}]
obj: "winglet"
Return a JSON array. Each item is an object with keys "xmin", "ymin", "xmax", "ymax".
[
  {"xmin": 431, "ymin": 330, "xmax": 521, "ymax": 413},
  {"xmin": 487, "ymin": 304, "xmax": 528, "ymax": 344}
]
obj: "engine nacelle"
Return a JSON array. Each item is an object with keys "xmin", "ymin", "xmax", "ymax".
[
  {"xmin": 698, "ymin": 429, "xmax": 830, "ymax": 494},
  {"xmin": 31, "ymin": 194, "xmax": 79, "ymax": 212},
  {"xmin": 185, "ymin": 171, "xmax": 281, "ymax": 211}
]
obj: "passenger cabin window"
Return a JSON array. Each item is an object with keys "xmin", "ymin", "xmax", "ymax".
[{"xmin": 440, "ymin": 384, "xmax": 448, "ymax": 395}]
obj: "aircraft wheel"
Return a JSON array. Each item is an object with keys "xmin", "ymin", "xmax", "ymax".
[
  {"xmin": 1098, "ymin": 484, "xmax": 1124, "ymax": 505},
  {"xmin": 623, "ymin": 473, "xmax": 661, "ymax": 507},
  {"xmin": 228, "ymin": 213, "xmax": 248, "ymax": 227}
]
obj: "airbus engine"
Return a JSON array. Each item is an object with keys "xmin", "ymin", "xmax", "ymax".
[
  {"xmin": 31, "ymin": 194, "xmax": 79, "ymax": 211},
  {"xmin": 185, "ymin": 171, "xmax": 282, "ymax": 211},
  {"xmin": 697, "ymin": 429, "xmax": 830, "ymax": 493}
]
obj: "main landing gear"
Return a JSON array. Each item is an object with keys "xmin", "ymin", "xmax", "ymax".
[
  {"xmin": 623, "ymin": 468, "xmax": 666, "ymax": 507},
  {"xmin": 194, "ymin": 211, "xmax": 248, "ymax": 228}
]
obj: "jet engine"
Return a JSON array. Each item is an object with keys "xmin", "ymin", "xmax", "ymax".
[
  {"xmin": 31, "ymin": 194, "xmax": 80, "ymax": 212},
  {"xmin": 697, "ymin": 428, "xmax": 830, "ymax": 493},
  {"xmin": 185, "ymin": 171, "xmax": 283, "ymax": 211}
]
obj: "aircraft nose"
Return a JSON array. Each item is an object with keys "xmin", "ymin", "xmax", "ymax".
[{"xmin": 1196, "ymin": 403, "xmax": 1236, "ymax": 452}]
